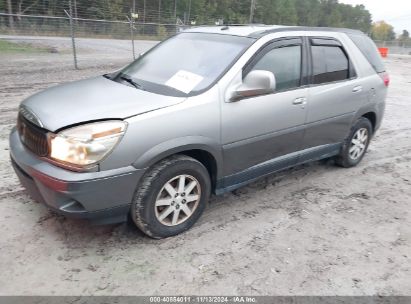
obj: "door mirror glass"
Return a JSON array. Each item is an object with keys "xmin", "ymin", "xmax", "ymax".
[{"xmin": 230, "ymin": 70, "xmax": 276, "ymax": 102}]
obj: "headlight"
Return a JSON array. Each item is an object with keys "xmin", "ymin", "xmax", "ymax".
[{"xmin": 49, "ymin": 121, "xmax": 127, "ymax": 166}]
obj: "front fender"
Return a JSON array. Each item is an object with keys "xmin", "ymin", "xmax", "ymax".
[{"xmin": 132, "ymin": 136, "xmax": 223, "ymax": 177}]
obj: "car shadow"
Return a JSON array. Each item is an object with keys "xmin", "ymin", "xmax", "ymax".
[{"xmin": 31, "ymin": 157, "xmax": 338, "ymax": 246}]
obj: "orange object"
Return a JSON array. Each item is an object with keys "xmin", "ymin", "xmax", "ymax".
[{"xmin": 378, "ymin": 47, "xmax": 388, "ymax": 58}]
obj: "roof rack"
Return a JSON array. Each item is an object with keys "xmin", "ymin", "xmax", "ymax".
[{"xmin": 250, "ymin": 26, "xmax": 364, "ymax": 37}]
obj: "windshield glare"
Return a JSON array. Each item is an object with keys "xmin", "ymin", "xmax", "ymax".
[{"xmin": 119, "ymin": 33, "xmax": 255, "ymax": 96}]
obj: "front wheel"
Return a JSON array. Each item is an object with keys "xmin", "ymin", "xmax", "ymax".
[
  {"xmin": 335, "ymin": 117, "xmax": 373, "ymax": 168},
  {"xmin": 130, "ymin": 155, "xmax": 211, "ymax": 239}
]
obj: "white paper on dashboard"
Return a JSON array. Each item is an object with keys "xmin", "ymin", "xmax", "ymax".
[{"xmin": 165, "ymin": 70, "xmax": 204, "ymax": 94}]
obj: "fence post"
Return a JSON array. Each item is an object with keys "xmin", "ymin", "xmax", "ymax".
[
  {"xmin": 64, "ymin": 1, "xmax": 78, "ymax": 70},
  {"xmin": 127, "ymin": 16, "xmax": 136, "ymax": 60}
]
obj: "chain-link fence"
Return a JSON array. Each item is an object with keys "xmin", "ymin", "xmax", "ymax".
[
  {"xmin": 0, "ymin": 13, "xmax": 185, "ymax": 39},
  {"xmin": 374, "ymin": 40, "xmax": 411, "ymax": 55},
  {"xmin": 0, "ymin": 0, "xmax": 204, "ymax": 69},
  {"xmin": 1, "ymin": 4, "xmax": 410, "ymax": 70},
  {"xmin": 0, "ymin": 11, "xmax": 189, "ymax": 69}
]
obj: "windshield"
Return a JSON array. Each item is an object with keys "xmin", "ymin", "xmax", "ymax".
[{"xmin": 116, "ymin": 32, "xmax": 255, "ymax": 96}]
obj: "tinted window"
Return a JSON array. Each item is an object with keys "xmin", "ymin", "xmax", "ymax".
[
  {"xmin": 312, "ymin": 45, "xmax": 349, "ymax": 84},
  {"xmin": 118, "ymin": 33, "xmax": 254, "ymax": 96},
  {"xmin": 348, "ymin": 34, "xmax": 385, "ymax": 73},
  {"xmin": 251, "ymin": 45, "xmax": 301, "ymax": 91}
]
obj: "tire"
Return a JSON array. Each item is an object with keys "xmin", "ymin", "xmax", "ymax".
[
  {"xmin": 335, "ymin": 117, "xmax": 373, "ymax": 168},
  {"xmin": 130, "ymin": 155, "xmax": 211, "ymax": 239}
]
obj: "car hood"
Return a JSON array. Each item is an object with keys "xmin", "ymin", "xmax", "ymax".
[{"xmin": 21, "ymin": 76, "xmax": 185, "ymax": 132}]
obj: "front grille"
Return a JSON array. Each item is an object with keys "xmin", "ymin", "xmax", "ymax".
[{"xmin": 17, "ymin": 114, "xmax": 49, "ymax": 157}]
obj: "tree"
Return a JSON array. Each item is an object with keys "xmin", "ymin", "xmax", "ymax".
[
  {"xmin": 254, "ymin": 0, "xmax": 279, "ymax": 24},
  {"xmin": 277, "ymin": 0, "xmax": 298, "ymax": 25},
  {"xmin": 352, "ymin": 5, "xmax": 372, "ymax": 33},
  {"xmin": 371, "ymin": 21, "xmax": 396, "ymax": 41},
  {"xmin": 1, "ymin": 0, "xmax": 375, "ymax": 35},
  {"xmin": 295, "ymin": 0, "xmax": 320, "ymax": 26},
  {"xmin": 318, "ymin": 0, "xmax": 342, "ymax": 28},
  {"xmin": 337, "ymin": 4, "xmax": 371, "ymax": 33},
  {"xmin": 399, "ymin": 30, "xmax": 410, "ymax": 41},
  {"xmin": 398, "ymin": 29, "xmax": 410, "ymax": 47}
]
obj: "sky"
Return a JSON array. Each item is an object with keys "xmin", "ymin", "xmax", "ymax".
[{"xmin": 340, "ymin": 0, "xmax": 411, "ymax": 34}]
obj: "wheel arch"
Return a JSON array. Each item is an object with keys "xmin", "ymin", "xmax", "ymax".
[
  {"xmin": 361, "ymin": 111, "xmax": 377, "ymax": 132},
  {"xmin": 352, "ymin": 105, "xmax": 378, "ymax": 133},
  {"xmin": 133, "ymin": 137, "xmax": 222, "ymax": 192}
]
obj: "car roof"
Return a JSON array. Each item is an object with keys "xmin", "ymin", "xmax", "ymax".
[{"xmin": 183, "ymin": 25, "xmax": 364, "ymax": 38}]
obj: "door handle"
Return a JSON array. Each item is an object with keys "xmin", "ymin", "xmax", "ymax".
[
  {"xmin": 352, "ymin": 86, "xmax": 363, "ymax": 93},
  {"xmin": 293, "ymin": 97, "xmax": 307, "ymax": 105}
]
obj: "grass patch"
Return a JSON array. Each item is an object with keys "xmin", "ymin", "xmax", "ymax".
[{"xmin": 0, "ymin": 40, "xmax": 49, "ymax": 54}]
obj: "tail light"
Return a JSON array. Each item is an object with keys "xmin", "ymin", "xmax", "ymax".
[{"xmin": 379, "ymin": 72, "xmax": 390, "ymax": 87}]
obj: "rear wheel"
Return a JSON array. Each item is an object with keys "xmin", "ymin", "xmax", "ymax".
[
  {"xmin": 335, "ymin": 117, "xmax": 373, "ymax": 168},
  {"xmin": 131, "ymin": 155, "xmax": 211, "ymax": 239}
]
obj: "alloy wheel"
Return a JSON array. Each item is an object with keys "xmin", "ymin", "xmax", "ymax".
[
  {"xmin": 349, "ymin": 128, "xmax": 368, "ymax": 160},
  {"xmin": 154, "ymin": 174, "xmax": 201, "ymax": 226}
]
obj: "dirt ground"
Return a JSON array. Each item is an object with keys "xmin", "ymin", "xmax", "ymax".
[{"xmin": 0, "ymin": 37, "xmax": 410, "ymax": 296}]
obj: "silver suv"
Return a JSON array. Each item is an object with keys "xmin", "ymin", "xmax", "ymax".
[{"xmin": 10, "ymin": 25, "xmax": 389, "ymax": 238}]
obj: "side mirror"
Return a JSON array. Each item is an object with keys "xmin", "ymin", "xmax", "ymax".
[{"xmin": 230, "ymin": 70, "xmax": 276, "ymax": 102}]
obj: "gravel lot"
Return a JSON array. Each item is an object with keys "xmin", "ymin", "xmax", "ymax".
[{"xmin": 0, "ymin": 36, "xmax": 410, "ymax": 296}]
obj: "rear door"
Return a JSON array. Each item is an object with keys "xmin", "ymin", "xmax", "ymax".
[{"xmin": 300, "ymin": 36, "xmax": 365, "ymax": 160}]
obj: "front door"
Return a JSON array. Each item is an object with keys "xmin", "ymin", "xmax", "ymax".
[{"xmin": 221, "ymin": 37, "xmax": 308, "ymax": 185}]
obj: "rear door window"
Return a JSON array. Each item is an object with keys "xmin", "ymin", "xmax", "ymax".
[{"xmin": 311, "ymin": 44, "xmax": 350, "ymax": 84}]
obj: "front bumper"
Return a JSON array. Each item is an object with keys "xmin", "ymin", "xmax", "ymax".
[{"xmin": 9, "ymin": 128, "xmax": 145, "ymax": 224}]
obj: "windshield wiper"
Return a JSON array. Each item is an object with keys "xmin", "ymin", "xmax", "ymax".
[{"xmin": 120, "ymin": 75, "xmax": 145, "ymax": 90}]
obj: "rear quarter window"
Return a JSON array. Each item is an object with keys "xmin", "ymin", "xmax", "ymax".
[{"xmin": 348, "ymin": 34, "xmax": 386, "ymax": 73}]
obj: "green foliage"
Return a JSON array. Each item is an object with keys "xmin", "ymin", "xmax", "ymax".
[
  {"xmin": 295, "ymin": 0, "xmax": 321, "ymax": 27},
  {"xmin": 157, "ymin": 25, "xmax": 168, "ymax": 39},
  {"xmin": 397, "ymin": 30, "xmax": 411, "ymax": 48},
  {"xmin": 399, "ymin": 30, "xmax": 410, "ymax": 42},
  {"xmin": 0, "ymin": 40, "xmax": 48, "ymax": 53},
  {"xmin": 371, "ymin": 21, "xmax": 396, "ymax": 41},
  {"xmin": 3, "ymin": 0, "xmax": 377, "ymax": 34}
]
